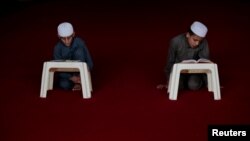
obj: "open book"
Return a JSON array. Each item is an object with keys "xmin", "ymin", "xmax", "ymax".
[
  {"xmin": 50, "ymin": 60, "xmax": 81, "ymax": 62},
  {"xmin": 181, "ymin": 58, "xmax": 212, "ymax": 63}
]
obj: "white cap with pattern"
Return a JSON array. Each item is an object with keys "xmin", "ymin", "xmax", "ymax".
[
  {"xmin": 57, "ymin": 22, "xmax": 74, "ymax": 37},
  {"xmin": 190, "ymin": 21, "xmax": 208, "ymax": 38}
]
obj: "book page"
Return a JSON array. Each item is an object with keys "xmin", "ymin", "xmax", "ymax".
[
  {"xmin": 50, "ymin": 60, "xmax": 65, "ymax": 62},
  {"xmin": 50, "ymin": 60, "xmax": 81, "ymax": 62},
  {"xmin": 65, "ymin": 60, "xmax": 81, "ymax": 62},
  {"xmin": 181, "ymin": 58, "xmax": 212, "ymax": 63},
  {"xmin": 181, "ymin": 59, "xmax": 197, "ymax": 63},
  {"xmin": 197, "ymin": 58, "xmax": 212, "ymax": 63}
]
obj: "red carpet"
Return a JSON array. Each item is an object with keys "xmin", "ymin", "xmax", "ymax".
[{"xmin": 0, "ymin": 0, "xmax": 250, "ymax": 141}]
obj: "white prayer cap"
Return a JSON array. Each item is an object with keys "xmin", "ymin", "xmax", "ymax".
[
  {"xmin": 57, "ymin": 22, "xmax": 74, "ymax": 37},
  {"xmin": 190, "ymin": 21, "xmax": 208, "ymax": 38}
]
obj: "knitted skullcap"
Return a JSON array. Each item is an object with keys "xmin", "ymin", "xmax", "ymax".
[
  {"xmin": 190, "ymin": 21, "xmax": 208, "ymax": 37},
  {"xmin": 57, "ymin": 22, "xmax": 74, "ymax": 37}
]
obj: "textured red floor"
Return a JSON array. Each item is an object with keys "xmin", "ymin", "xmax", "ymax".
[{"xmin": 0, "ymin": 1, "xmax": 250, "ymax": 141}]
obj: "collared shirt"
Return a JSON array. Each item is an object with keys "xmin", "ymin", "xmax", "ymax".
[
  {"xmin": 164, "ymin": 33, "xmax": 209, "ymax": 79},
  {"xmin": 53, "ymin": 37, "xmax": 93, "ymax": 70}
]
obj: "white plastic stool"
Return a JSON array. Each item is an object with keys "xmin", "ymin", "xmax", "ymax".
[
  {"xmin": 168, "ymin": 63, "xmax": 221, "ymax": 100},
  {"xmin": 40, "ymin": 61, "xmax": 92, "ymax": 99}
]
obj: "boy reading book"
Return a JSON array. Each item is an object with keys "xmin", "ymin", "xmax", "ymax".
[
  {"xmin": 53, "ymin": 22, "xmax": 93, "ymax": 91},
  {"xmin": 157, "ymin": 21, "xmax": 209, "ymax": 90}
]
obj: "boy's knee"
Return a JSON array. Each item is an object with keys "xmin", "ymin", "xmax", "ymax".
[
  {"xmin": 59, "ymin": 79, "xmax": 73, "ymax": 90},
  {"xmin": 187, "ymin": 75, "xmax": 202, "ymax": 90}
]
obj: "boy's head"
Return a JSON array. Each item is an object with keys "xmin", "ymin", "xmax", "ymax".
[
  {"xmin": 57, "ymin": 22, "xmax": 75, "ymax": 47},
  {"xmin": 186, "ymin": 21, "xmax": 208, "ymax": 48}
]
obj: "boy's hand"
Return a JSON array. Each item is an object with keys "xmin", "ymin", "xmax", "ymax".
[{"xmin": 70, "ymin": 76, "xmax": 81, "ymax": 83}]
